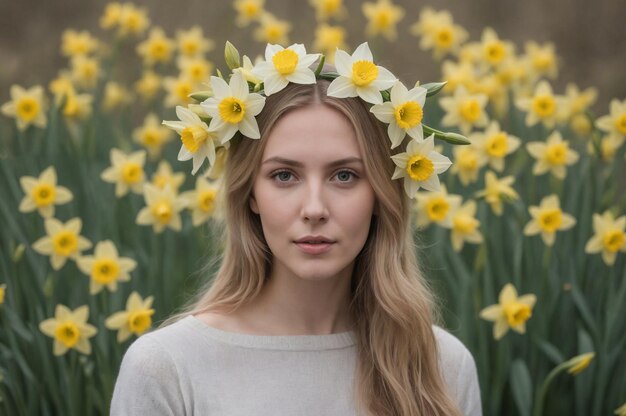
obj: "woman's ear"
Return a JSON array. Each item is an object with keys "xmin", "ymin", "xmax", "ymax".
[{"xmin": 249, "ymin": 193, "xmax": 259, "ymax": 214}]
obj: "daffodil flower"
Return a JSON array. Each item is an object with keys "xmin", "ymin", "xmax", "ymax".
[
  {"xmin": 479, "ymin": 283, "xmax": 537, "ymax": 340},
  {"xmin": 446, "ymin": 199, "xmax": 484, "ymax": 252},
  {"xmin": 361, "ymin": 0, "xmax": 405, "ymax": 41},
  {"xmin": 136, "ymin": 184, "xmax": 186, "ymax": 233},
  {"xmin": 475, "ymin": 170, "xmax": 519, "ymax": 216},
  {"xmin": 32, "ymin": 217, "xmax": 92, "ymax": 270},
  {"xmin": 515, "ymin": 80, "xmax": 564, "ymax": 129},
  {"xmin": 105, "ymin": 292, "xmax": 155, "ymax": 343},
  {"xmin": 100, "ymin": 149, "xmax": 147, "ymax": 197},
  {"xmin": 596, "ymin": 98, "xmax": 626, "ymax": 144},
  {"xmin": 163, "ymin": 106, "xmax": 220, "ymax": 174},
  {"xmin": 370, "ymin": 81, "xmax": 427, "ymax": 148},
  {"xmin": 252, "ymin": 43, "xmax": 320, "ymax": 95},
  {"xmin": 1, "ymin": 85, "xmax": 48, "ymax": 131},
  {"xmin": 39, "ymin": 304, "xmax": 98, "ymax": 355},
  {"xmin": 18, "ymin": 166, "xmax": 73, "ymax": 218},
  {"xmin": 414, "ymin": 184, "xmax": 462, "ymax": 228},
  {"xmin": 76, "ymin": 240, "xmax": 137, "ymax": 295},
  {"xmin": 439, "ymin": 85, "xmax": 489, "ymax": 135},
  {"xmin": 584, "ymin": 210, "xmax": 626, "ymax": 266},
  {"xmin": 327, "ymin": 42, "xmax": 397, "ymax": 105},
  {"xmin": 200, "ymin": 71, "xmax": 266, "ymax": 143},
  {"xmin": 181, "ymin": 177, "xmax": 223, "ymax": 226},
  {"xmin": 470, "ymin": 121, "xmax": 521, "ymax": 172},
  {"xmin": 390, "ymin": 134, "xmax": 452, "ymax": 198},
  {"xmin": 526, "ymin": 131, "xmax": 579, "ymax": 179},
  {"xmin": 523, "ymin": 194, "xmax": 576, "ymax": 246}
]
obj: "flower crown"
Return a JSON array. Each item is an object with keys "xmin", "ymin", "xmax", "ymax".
[{"xmin": 162, "ymin": 41, "xmax": 469, "ymax": 198}]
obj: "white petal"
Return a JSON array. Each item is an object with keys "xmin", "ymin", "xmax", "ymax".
[
  {"xmin": 210, "ymin": 76, "xmax": 230, "ymax": 99},
  {"xmin": 357, "ymin": 85, "xmax": 383, "ymax": 105},
  {"xmin": 333, "ymin": 49, "xmax": 352, "ymax": 76},
  {"xmin": 263, "ymin": 74, "xmax": 289, "ymax": 95},
  {"xmin": 388, "ymin": 122, "xmax": 406, "ymax": 148},
  {"xmin": 390, "ymin": 82, "xmax": 409, "ymax": 106},
  {"xmin": 178, "ymin": 145, "xmax": 193, "ymax": 161},
  {"xmin": 286, "ymin": 70, "xmax": 316, "ymax": 85},
  {"xmin": 176, "ymin": 106, "xmax": 198, "ymax": 124},
  {"xmin": 352, "ymin": 42, "xmax": 373, "ymax": 62},
  {"xmin": 265, "ymin": 43, "xmax": 283, "ymax": 61},
  {"xmin": 370, "ymin": 102, "xmax": 395, "ymax": 123},
  {"xmin": 420, "ymin": 173, "xmax": 442, "ymax": 192},
  {"xmin": 373, "ymin": 66, "xmax": 397, "ymax": 90},
  {"xmin": 246, "ymin": 93, "xmax": 266, "ymax": 116},
  {"xmin": 327, "ymin": 76, "xmax": 358, "ymax": 98},
  {"xmin": 230, "ymin": 72, "xmax": 249, "ymax": 100},
  {"xmin": 239, "ymin": 115, "xmax": 261, "ymax": 139}
]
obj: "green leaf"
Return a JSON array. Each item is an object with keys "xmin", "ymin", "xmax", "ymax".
[
  {"xmin": 422, "ymin": 81, "xmax": 447, "ymax": 97},
  {"xmin": 510, "ymin": 359, "xmax": 533, "ymax": 416}
]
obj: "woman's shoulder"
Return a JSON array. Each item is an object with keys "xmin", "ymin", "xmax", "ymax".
[{"xmin": 431, "ymin": 324, "xmax": 473, "ymax": 363}]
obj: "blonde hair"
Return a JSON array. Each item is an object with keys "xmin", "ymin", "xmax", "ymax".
[{"xmin": 161, "ymin": 80, "xmax": 462, "ymax": 416}]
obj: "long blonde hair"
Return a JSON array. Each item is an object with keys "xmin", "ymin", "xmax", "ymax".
[{"xmin": 161, "ymin": 80, "xmax": 462, "ymax": 416}]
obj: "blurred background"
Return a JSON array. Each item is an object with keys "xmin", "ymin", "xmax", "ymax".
[{"xmin": 1, "ymin": 0, "xmax": 625, "ymax": 112}]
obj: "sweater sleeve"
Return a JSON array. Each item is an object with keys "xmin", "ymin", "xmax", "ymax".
[
  {"xmin": 109, "ymin": 334, "xmax": 186, "ymax": 416},
  {"xmin": 455, "ymin": 348, "xmax": 483, "ymax": 416}
]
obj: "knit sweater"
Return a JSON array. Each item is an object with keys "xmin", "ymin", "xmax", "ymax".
[{"xmin": 110, "ymin": 315, "xmax": 482, "ymax": 415}]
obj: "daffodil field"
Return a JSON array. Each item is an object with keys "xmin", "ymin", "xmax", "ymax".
[{"xmin": 1, "ymin": 1, "xmax": 625, "ymax": 415}]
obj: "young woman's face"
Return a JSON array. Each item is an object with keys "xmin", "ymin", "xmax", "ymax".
[{"xmin": 250, "ymin": 104, "xmax": 377, "ymax": 283}]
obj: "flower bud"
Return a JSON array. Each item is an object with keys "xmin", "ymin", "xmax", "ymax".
[{"xmin": 224, "ymin": 41, "xmax": 241, "ymax": 70}]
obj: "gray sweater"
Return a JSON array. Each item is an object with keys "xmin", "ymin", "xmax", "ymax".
[{"xmin": 110, "ymin": 315, "xmax": 482, "ymax": 415}]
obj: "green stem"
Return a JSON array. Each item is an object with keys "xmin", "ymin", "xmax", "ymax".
[
  {"xmin": 314, "ymin": 54, "xmax": 326, "ymax": 77},
  {"xmin": 532, "ymin": 362, "xmax": 570, "ymax": 416},
  {"xmin": 422, "ymin": 124, "xmax": 470, "ymax": 145}
]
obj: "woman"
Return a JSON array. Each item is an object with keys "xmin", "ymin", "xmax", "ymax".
[{"xmin": 110, "ymin": 76, "xmax": 482, "ymax": 415}]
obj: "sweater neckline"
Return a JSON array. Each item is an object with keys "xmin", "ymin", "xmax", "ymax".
[{"xmin": 185, "ymin": 315, "xmax": 356, "ymax": 351}]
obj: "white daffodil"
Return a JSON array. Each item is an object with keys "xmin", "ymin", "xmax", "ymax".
[
  {"xmin": 370, "ymin": 81, "xmax": 427, "ymax": 148},
  {"xmin": 252, "ymin": 43, "xmax": 320, "ymax": 95},
  {"xmin": 163, "ymin": 106, "xmax": 221, "ymax": 175},
  {"xmin": 327, "ymin": 42, "xmax": 397, "ymax": 105},
  {"xmin": 200, "ymin": 71, "xmax": 266, "ymax": 143},
  {"xmin": 390, "ymin": 134, "xmax": 452, "ymax": 198}
]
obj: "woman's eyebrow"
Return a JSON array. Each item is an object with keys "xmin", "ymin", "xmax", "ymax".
[{"xmin": 262, "ymin": 156, "xmax": 364, "ymax": 167}]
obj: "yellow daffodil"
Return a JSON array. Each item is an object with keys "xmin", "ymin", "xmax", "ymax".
[
  {"xmin": 309, "ymin": 0, "xmax": 346, "ymax": 21},
  {"xmin": 414, "ymin": 184, "xmax": 462, "ymax": 228},
  {"xmin": 584, "ymin": 210, "xmax": 626, "ymax": 266},
  {"xmin": 254, "ymin": 12, "xmax": 291, "ymax": 46},
  {"xmin": 76, "ymin": 240, "xmax": 137, "ymax": 295},
  {"xmin": 102, "ymin": 81, "xmax": 133, "ymax": 112},
  {"xmin": 523, "ymin": 194, "xmax": 576, "ymax": 246},
  {"xmin": 132, "ymin": 113, "xmax": 173, "ymax": 159},
  {"xmin": 615, "ymin": 402, "xmax": 626, "ymax": 416},
  {"xmin": 478, "ymin": 28, "xmax": 514, "ymax": 68},
  {"xmin": 234, "ymin": 0, "xmax": 265, "ymax": 27},
  {"xmin": 439, "ymin": 86, "xmax": 489, "ymax": 135},
  {"xmin": 362, "ymin": 0, "xmax": 405, "ymax": 41},
  {"xmin": 136, "ymin": 184, "xmax": 186, "ymax": 233},
  {"xmin": 150, "ymin": 160, "xmax": 186, "ymax": 192},
  {"xmin": 181, "ymin": 176, "xmax": 223, "ymax": 226},
  {"xmin": 40, "ymin": 304, "xmax": 98, "ymax": 355},
  {"xmin": 105, "ymin": 291, "xmax": 155, "ymax": 343},
  {"xmin": 163, "ymin": 105, "xmax": 221, "ymax": 174},
  {"xmin": 410, "ymin": 9, "xmax": 468, "ymax": 60},
  {"xmin": 591, "ymin": 135, "xmax": 623, "ymax": 161},
  {"xmin": 61, "ymin": 29, "xmax": 99, "ymax": 57},
  {"xmin": 32, "ymin": 217, "xmax": 92, "ymax": 270},
  {"xmin": 117, "ymin": 3, "xmax": 150, "ymax": 37},
  {"xmin": 526, "ymin": 131, "xmax": 579, "ymax": 179},
  {"xmin": 475, "ymin": 170, "xmax": 519, "ymax": 216},
  {"xmin": 69, "ymin": 56, "xmax": 101, "ymax": 90},
  {"xmin": 49, "ymin": 74, "xmax": 75, "ymax": 104},
  {"xmin": 100, "ymin": 149, "xmax": 147, "ymax": 197},
  {"xmin": 1, "ymin": 85, "xmax": 48, "ymax": 131},
  {"xmin": 441, "ymin": 61, "xmax": 476, "ymax": 94},
  {"xmin": 252, "ymin": 43, "xmax": 320, "ymax": 95},
  {"xmin": 136, "ymin": 27, "xmax": 175, "ymax": 67},
  {"xmin": 445, "ymin": 199, "xmax": 484, "ymax": 252},
  {"xmin": 565, "ymin": 352, "xmax": 595, "ymax": 375},
  {"xmin": 18, "ymin": 166, "xmax": 73, "ymax": 218},
  {"xmin": 562, "ymin": 83, "xmax": 597, "ymax": 135},
  {"xmin": 177, "ymin": 56, "xmax": 213, "ymax": 84},
  {"xmin": 523, "ymin": 41, "xmax": 558, "ymax": 80},
  {"xmin": 163, "ymin": 75, "xmax": 197, "ymax": 107},
  {"xmin": 515, "ymin": 80, "xmax": 564, "ymax": 129},
  {"xmin": 176, "ymin": 26, "xmax": 214, "ymax": 57},
  {"xmin": 597, "ymin": 98, "xmax": 626, "ymax": 144},
  {"xmin": 327, "ymin": 42, "xmax": 397, "ymax": 105},
  {"xmin": 313, "ymin": 24, "xmax": 347, "ymax": 63},
  {"xmin": 135, "ymin": 70, "xmax": 162, "ymax": 102},
  {"xmin": 62, "ymin": 90, "xmax": 93, "ymax": 126},
  {"xmin": 470, "ymin": 121, "xmax": 520, "ymax": 172},
  {"xmin": 100, "ymin": 2, "xmax": 123, "ymax": 30},
  {"xmin": 370, "ymin": 81, "xmax": 427, "ymax": 148},
  {"xmin": 479, "ymin": 283, "xmax": 537, "ymax": 340},
  {"xmin": 0, "ymin": 283, "xmax": 6, "ymax": 305},
  {"xmin": 200, "ymin": 71, "xmax": 266, "ymax": 143},
  {"xmin": 390, "ymin": 134, "xmax": 452, "ymax": 198},
  {"xmin": 450, "ymin": 144, "xmax": 486, "ymax": 186}
]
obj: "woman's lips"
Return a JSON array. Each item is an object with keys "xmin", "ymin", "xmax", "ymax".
[{"xmin": 294, "ymin": 242, "xmax": 335, "ymax": 255}]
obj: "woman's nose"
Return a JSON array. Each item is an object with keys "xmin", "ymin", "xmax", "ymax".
[{"xmin": 300, "ymin": 181, "xmax": 329, "ymax": 222}]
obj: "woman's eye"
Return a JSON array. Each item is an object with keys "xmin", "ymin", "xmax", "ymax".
[
  {"xmin": 335, "ymin": 170, "xmax": 357, "ymax": 182},
  {"xmin": 272, "ymin": 170, "xmax": 294, "ymax": 182}
]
